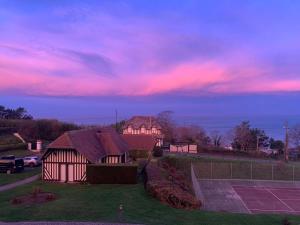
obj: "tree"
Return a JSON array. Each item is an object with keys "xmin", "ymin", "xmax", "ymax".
[
  {"xmin": 269, "ymin": 138, "xmax": 284, "ymax": 153},
  {"xmin": 157, "ymin": 111, "xmax": 176, "ymax": 143},
  {"xmin": 0, "ymin": 105, "xmax": 33, "ymax": 120},
  {"xmin": 250, "ymin": 128, "xmax": 269, "ymax": 150},
  {"xmin": 231, "ymin": 121, "xmax": 269, "ymax": 151},
  {"xmin": 210, "ymin": 130, "xmax": 222, "ymax": 147},
  {"xmin": 232, "ymin": 121, "xmax": 252, "ymax": 151},
  {"xmin": 112, "ymin": 120, "xmax": 126, "ymax": 133},
  {"xmin": 290, "ymin": 124, "xmax": 300, "ymax": 147},
  {"xmin": 175, "ymin": 125, "xmax": 210, "ymax": 146}
]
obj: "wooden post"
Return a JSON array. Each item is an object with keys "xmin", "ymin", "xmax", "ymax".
[
  {"xmin": 250, "ymin": 162, "xmax": 253, "ymax": 180},
  {"xmin": 293, "ymin": 166, "xmax": 295, "ymax": 182},
  {"xmin": 284, "ymin": 122, "xmax": 289, "ymax": 162},
  {"xmin": 210, "ymin": 161, "xmax": 213, "ymax": 179},
  {"xmin": 272, "ymin": 164, "xmax": 274, "ymax": 180},
  {"xmin": 230, "ymin": 162, "xmax": 233, "ymax": 179}
]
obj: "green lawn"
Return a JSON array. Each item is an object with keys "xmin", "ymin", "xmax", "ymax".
[
  {"xmin": 0, "ymin": 167, "xmax": 41, "ymax": 186},
  {"xmin": 0, "ymin": 181, "xmax": 299, "ymax": 225}
]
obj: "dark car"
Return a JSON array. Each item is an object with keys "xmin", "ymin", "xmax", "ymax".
[{"xmin": 0, "ymin": 155, "xmax": 24, "ymax": 174}]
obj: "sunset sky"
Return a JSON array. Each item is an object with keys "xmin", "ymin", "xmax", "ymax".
[{"xmin": 0, "ymin": 0, "xmax": 300, "ymax": 127}]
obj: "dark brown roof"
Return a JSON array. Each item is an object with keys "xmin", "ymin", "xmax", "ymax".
[
  {"xmin": 121, "ymin": 134, "xmax": 157, "ymax": 151},
  {"xmin": 46, "ymin": 128, "xmax": 129, "ymax": 163},
  {"xmin": 47, "ymin": 133, "xmax": 73, "ymax": 149},
  {"xmin": 123, "ymin": 116, "xmax": 162, "ymax": 129}
]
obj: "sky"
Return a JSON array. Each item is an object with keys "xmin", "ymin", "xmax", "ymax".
[{"xmin": 0, "ymin": 0, "xmax": 300, "ymax": 135}]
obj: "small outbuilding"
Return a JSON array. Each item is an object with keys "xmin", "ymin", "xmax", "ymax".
[
  {"xmin": 42, "ymin": 128, "xmax": 129, "ymax": 183},
  {"xmin": 170, "ymin": 142, "xmax": 198, "ymax": 154}
]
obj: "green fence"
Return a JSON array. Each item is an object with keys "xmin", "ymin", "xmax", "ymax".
[{"xmin": 193, "ymin": 161, "xmax": 300, "ymax": 181}]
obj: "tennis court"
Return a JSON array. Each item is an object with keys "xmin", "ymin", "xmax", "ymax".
[
  {"xmin": 233, "ymin": 184, "xmax": 300, "ymax": 214},
  {"xmin": 197, "ymin": 179, "xmax": 300, "ymax": 214}
]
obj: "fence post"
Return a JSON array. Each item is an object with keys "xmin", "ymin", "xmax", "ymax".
[
  {"xmin": 250, "ymin": 162, "xmax": 253, "ymax": 180},
  {"xmin": 293, "ymin": 166, "xmax": 295, "ymax": 182},
  {"xmin": 230, "ymin": 162, "xmax": 233, "ymax": 179},
  {"xmin": 272, "ymin": 164, "xmax": 274, "ymax": 180},
  {"xmin": 210, "ymin": 161, "xmax": 213, "ymax": 179}
]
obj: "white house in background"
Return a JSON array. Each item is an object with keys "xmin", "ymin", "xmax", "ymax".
[
  {"xmin": 170, "ymin": 143, "xmax": 198, "ymax": 154},
  {"xmin": 122, "ymin": 116, "xmax": 163, "ymax": 146}
]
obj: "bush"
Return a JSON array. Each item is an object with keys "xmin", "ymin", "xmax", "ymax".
[
  {"xmin": 145, "ymin": 163, "xmax": 201, "ymax": 210},
  {"xmin": 129, "ymin": 150, "xmax": 150, "ymax": 160},
  {"xmin": 153, "ymin": 148, "xmax": 163, "ymax": 157},
  {"xmin": 87, "ymin": 164, "xmax": 138, "ymax": 184}
]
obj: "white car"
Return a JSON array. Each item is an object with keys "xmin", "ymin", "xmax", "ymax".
[{"xmin": 23, "ymin": 156, "xmax": 41, "ymax": 167}]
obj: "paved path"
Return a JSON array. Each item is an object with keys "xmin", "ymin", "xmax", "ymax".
[
  {"xmin": 0, "ymin": 223, "xmax": 143, "ymax": 225},
  {"xmin": 197, "ymin": 180, "xmax": 250, "ymax": 213},
  {"xmin": 0, "ymin": 175, "xmax": 40, "ymax": 192}
]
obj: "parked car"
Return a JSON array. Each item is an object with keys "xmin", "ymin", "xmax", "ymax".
[
  {"xmin": 23, "ymin": 156, "xmax": 41, "ymax": 167},
  {"xmin": 0, "ymin": 155, "xmax": 24, "ymax": 174}
]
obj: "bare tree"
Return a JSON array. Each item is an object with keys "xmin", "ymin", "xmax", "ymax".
[
  {"xmin": 232, "ymin": 121, "xmax": 253, "ymax": 151},
  {"xmin": 157, "ymin": 111, "xmax": 176, "ymax": 143},
  {"xmin": 175, "ymin": 125, "xmax": 210, "ymax": 146},
  {"xmin": 210, "ymin": 130, "xmax": 222, "ymax": 147}
]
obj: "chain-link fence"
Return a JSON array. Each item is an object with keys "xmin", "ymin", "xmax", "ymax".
[{"xmin": 192, "ymin": 161, "xmax": 300, "ymax": 181}]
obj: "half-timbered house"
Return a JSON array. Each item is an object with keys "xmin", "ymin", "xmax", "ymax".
[
  {"xmin": 42, "ymin": 128, "xmax": 129, "ymax": 183},
  {"xmin": 122, "ymin": 116, "xmax": 164, "ymax": 146}
]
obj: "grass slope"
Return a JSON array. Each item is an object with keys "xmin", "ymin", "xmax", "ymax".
[
  {"xmin": 0, "ymin": 181, "xmax": 299, "ymax": 225},
  {"xmin": 0, "ymin": 149, "xmax": 35, "ymax": 158}
]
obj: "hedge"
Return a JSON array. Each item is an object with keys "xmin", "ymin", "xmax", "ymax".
[
  {"xmin": 86, "ymin": 164, "xmax": 138, "ymax": 184},
  {"xmin": 129, "ymin": 149, "xmax": 150, "ymax": 159},
  {"xmin": 0, "ymin": 143, "xmax": 27, "ymax": 152}
]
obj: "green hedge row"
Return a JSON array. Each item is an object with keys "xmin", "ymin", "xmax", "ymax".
[
  {"xmin": 0, "ymin": 143, "xmax": 27, "ymax": 152},
  {"xmin": 129, "ymin": 150, "xmax": 150, "ymax": 159},
  {"xmin": 86, "ymin": 164, "xmax": 138, "ymax": 184}
]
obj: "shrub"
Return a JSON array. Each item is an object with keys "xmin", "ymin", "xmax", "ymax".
[
  {"xmin": 145, "ymin": 163, "xmax": 201, "ymax": 210},
  {"xmin": 46, "ymin": 193, "xmax": 56, "ymax": 201},
  {"xmin": 11, "ymin": 197, "xmax": 22, "ymax": 204},
  {"xmin": 129, "ymin": 150, "xmax": 150, "ymax": 160},
  {"xmin": 153, "ymin": 147, "xmax": 163, "ymax": 157}
]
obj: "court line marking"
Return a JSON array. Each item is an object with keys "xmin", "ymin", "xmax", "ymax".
[
  {"xmin": 249, "ymin": 208, "xmax": 296, "ymax": 212},
  {"xmin": 265, "ymin": 188, "xmax": 295, "ymax": 212},
  {"xmin": 232, "ymin": 185, "xmax": 300, "ymax": 191},
  {"xmin": 231, "ymin": 186, "xmax": 252, "ymax": 214}
]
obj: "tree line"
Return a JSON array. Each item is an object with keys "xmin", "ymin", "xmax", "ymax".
[
  {"xmin": 155, "ymin": 111, "xmax": 300, "ymax": 153},
  {"xmin": 0, "ymin": 105, "xmax": 79, "ymax": 142},
  {"xmin": 0, "ymin": 105, "xmax": 33, "ymax": 120}
]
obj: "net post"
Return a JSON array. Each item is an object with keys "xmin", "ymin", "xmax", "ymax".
[
  {"xmin": 272, "ymin": 164, "xmax": 274, "ymax": 180},
  {"xmin": 230, "ymin": 162, "xmax": 233, "ymax": 179},
  {"xmin": 210, "ymin": 161, "xmax": 213, "ymax": 179},
  {"xmin": 293, "ymin": 165, "xmax": 295, "ymax": 182},
  {"xmin": 250, "ymin": 162, "xmax": 253, "ymax": 180}
]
